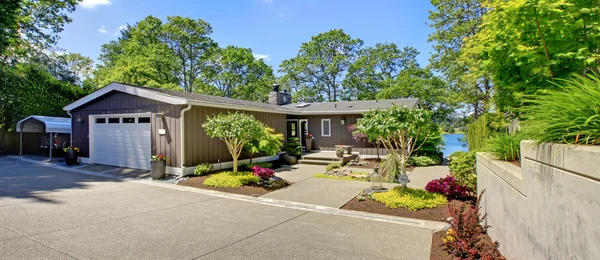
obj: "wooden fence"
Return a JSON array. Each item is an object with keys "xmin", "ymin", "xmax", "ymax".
[{"xmin": 0, "ymin": 128, "xmax": 41, "ymax": 155}]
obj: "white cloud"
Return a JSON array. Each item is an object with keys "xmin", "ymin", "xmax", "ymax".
[
  {"xmin": 278, "ymin": 11, "xmax": 285, "ymax": 18},
  {"xmin": 252, "ymin": 53, "xmax": 271, "ymax": 62},
  {"xmin": 80, "ymin": 0, "xmax": 111, "ymax": 9},
  {"xmin": 113, "ymin": 25, "xmax": 127, "ymax": 35},
  {"xmin": 98, "ymin": 25, "xmax": 108, "ymax": 33}
]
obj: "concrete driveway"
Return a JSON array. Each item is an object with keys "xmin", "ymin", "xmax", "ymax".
[{"xmin": 0, "ymin": 157, "xmax": 434, "ymax": 260}]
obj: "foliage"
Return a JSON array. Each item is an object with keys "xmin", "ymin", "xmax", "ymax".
[
  {"xmin": 335, "ymin": 146, "xmax": 345, "ymax": 153},
  {"xmin": 463, "ymin": 0, "xmax": 600, "ymax": 112},
  {"xmin": 194, "ymin": 163, "xmax": 213, "ymax": 176},
  {"xmin": 313, "ymin": 173, "xmax": 369, "ymax": 182},
  {"xmin": 355, "ymin": 106, "xmax": 438, "ymax": 184},
  {"xmin": 45, "ymin": 52, "xmax": 94, "ymax": 86},
  {"xmin": 521, "ymin": 74, "xmax": 600, "ymax": 145},
  {"xmin": 203, "ymin": 171, "xmax": 260, "ymax": 188},
  {"xmin": 380, "ymin": 153, "xmax": 403, "ymax": 182},
  {"xmin": 467, "ymin": 112, "xmax": 509, "ymax": 152},
  {"xmin": 372, "ymin": 186, "xmax": 448, "ymax": 211},
  {"xmin": 244, "ymin": 127, "xmax": 283, "ymax": 163},
  {"xmin": 242, "ymin": 162, "xmax": 273, "ymax": 171},
  {"xmin": 425, "ymin": 176, "xmax": 471, "ymax": 200},
  {"xmin": 486, "ymin": 132, "xmax": 524, "ymax": 162},
  {"xmin": 443, "ymin": 191, "xmax": 505, "ymax": 259},
  {"xmin": 409, "ymin": 155, "xmax": 442, "ymax": 167},
  {"xmin": 279, "ymin": 29, "xmax": 363, "ymax": 102},
  {"xmin": 151, "ymin": 154, "xmax": 169, "ymax": 163},
  {"xmin": 448, "ymin": 152, "xmax": 477, "ymax": 192},
  {"xmin": 325, "ymin": 163, "xmax": 342, "ymax": 172},
  {"xmin": 63, "ymin": 146, "xmax": 80, "ymax": 153},
  {"xmin": 203, "ymin": 112, "xmax": 265, "ymax": 173},
  {"xmin": 414, "ymin": 122, "xmax": 444, "ymax": 157},
  {"xmin": 284, "ymin": 137, "xmax": 302, "ymax": 157},
  {"xmin": 251, "ymin": 165, "xmax": 275, "ymax": 180}
]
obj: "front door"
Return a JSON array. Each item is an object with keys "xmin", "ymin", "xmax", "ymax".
[
  {"xmin": 299, "ymin": 119, "xmax": 308, "ymax": 148},
  {"xmin": 286, "ymin": 120, "xmax": 298, "ymax": 141}
]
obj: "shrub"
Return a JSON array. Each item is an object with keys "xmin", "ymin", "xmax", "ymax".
[
  {"xmin": 486, "ymin": 132, "xmax": 524, "ymax": 162},
  {"xmin": 325, "ymin": 162, "xmax": 341, "ymax": 172},
  {"xmin": 203, "ymin": 171, "xmax": 260, "ymax": 188},
  {"xmin": 252, "ymin": 165, "xmax": 275, "ymax": 180},
  {"xmin": 381, "ymin": 152, "xmax": 402, "ymax": 182},
  {"xmin": 521, "ymin": 74, "xmax": 600, "ymax": 145},
  {"xmin": 242, "ymin": 162, "xmax": 273, "ymax": 170},
  {"xmin": 284, "ymin": 137, "xmax": 302, "ymax": 156},
  {"xmin": 443, "ymin": 191, "xmax": 505, "ymax": 259},
  {"xmin": 372, "ymin": 186, "xmax": 448, "ymax": 211},
  {"xmin": 467, "ymin": 112, "xmax": 509, "ymax": 152},
  {"xmin": 409, "ymin": 155, "xmax": 442, "ymax": 167},
  {"xmin": 193, "ymin": 163, "xmax": 213, "ymax": 176},
  {"xmin": 425, "ymin": 176, "xmax": 471, "ymax": 200},
  {"xmin": 449, "ymin": 151, "xmax": 477, "ymax": 191}
]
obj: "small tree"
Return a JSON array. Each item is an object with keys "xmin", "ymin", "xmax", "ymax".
[
  {"xmin": 355, "ymin": 106, "xmax": 437, "ymax": 185},
  {"xmin": 203, "ymin": 112, "xmax": 265, "ymax": 173},
  {"xmin": 244, "ymin": 127, "xmax": 283, "ymax": 164}
]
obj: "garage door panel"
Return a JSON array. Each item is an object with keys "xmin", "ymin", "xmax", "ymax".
[{"xmin": 92, "ymin": 116, "xmax": 151, "ymax": 170}]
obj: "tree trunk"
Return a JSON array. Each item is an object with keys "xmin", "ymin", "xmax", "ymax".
[{"xmin": 233, "ymin": 156, "xmax": 238, "ymax": 173}]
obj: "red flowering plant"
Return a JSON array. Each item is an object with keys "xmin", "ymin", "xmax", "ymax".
[
  {"xmin": 305, "ymin": 133, "xmax": 314, "ymax": 139},
  {"xmin": 252, "ymin": 165, "xmax": 275, "ymax": 180},
  {"xmin": 151, "ymin": 154, "xmax": 170, "ymax": 163},
  {"xmin": 425, "ymin": 175, "xmax": 470, "ymax": 201}
]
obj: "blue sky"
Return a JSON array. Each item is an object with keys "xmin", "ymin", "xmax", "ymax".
[{"xmin": 59, "ymin": 0, "xmax": 435, "ymax": 71}]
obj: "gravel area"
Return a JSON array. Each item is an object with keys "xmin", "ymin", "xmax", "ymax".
[{"xmin": 143, "ymin": 174, "xmax": 188, "ymax": 184}]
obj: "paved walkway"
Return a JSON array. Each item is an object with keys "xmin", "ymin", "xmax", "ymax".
[
  {"xmin": 0, "ymin": 156, "xmax": 436, "ymax": 260},
  {"xmin": 407, "ymin": 165, "xmax": 450, "ymax": 189}
]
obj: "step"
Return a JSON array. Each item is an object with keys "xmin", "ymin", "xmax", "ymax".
[
  {"xmin": 300, "ymin": 155, "xmax": 344, "ymax": 161},
  {"xmin": 298, "ymin": 159, "xmax": 336, "ymax": 166}
]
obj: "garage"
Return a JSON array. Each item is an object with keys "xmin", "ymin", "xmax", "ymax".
[{"xmin": 91, "ymin": 115, "xmax": 152, "ymax": 170}]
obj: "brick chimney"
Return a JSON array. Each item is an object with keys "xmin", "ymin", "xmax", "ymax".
[{"xmin": 268, "ymin": 84, "xmax": 291, "ymax": 105}]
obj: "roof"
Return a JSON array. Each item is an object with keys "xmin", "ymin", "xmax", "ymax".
[
  {"xmin": 63, "ymin": 82, "xmax": 420, "ymax": 115},
  {"xmin": 16, "ymin": 116, "xmax": 71, "ymax": 134}
]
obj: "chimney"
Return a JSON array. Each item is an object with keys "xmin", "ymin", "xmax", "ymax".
[{"xmin": 268, "ymin": 84, "xmax": 292, "ymax": 105}]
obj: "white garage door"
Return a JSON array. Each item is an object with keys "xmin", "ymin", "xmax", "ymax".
[{"xmin": 92, "ymin": 116, "xmax": 152, "ymax": 170}]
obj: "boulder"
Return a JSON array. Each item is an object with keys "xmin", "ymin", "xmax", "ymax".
[
  {"xmin": 268, "ymin": 176, "xmax": 287, "ymax": 189},
  {"xmin": 281, "ymin": 154, "xmax": 297, "ymax": 165}
]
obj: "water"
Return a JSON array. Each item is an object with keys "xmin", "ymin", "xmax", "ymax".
[{"xmin": 442, "ymin": 134, "xmax": 468, "ymax": 157}]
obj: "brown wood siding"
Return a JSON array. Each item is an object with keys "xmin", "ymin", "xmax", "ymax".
[
  {"xmin": 183, "ymin": 106, "xmax": 286, "ymax": 166},
  {"xmin": 70, "ymin": 91, "xmax": 182, "ymax": 167}
]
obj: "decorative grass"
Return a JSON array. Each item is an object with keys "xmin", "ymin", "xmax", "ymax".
[
  {"xmin": 485, "ymin": 132, "xmax": 524, "ymax": 162},
  {"xmin": 313, "ymin": 173, "xmax": 370, "ymax": 182},
  {"xmin": 372, "ymin": 186, "xmax": 448, "ymax": 211},
  {"xmin": 203, "ymin": 171, "xmax": 260, "ymax": 188}
]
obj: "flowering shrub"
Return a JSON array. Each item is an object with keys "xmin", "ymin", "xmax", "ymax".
[
  {"xmin": 151, "ymin": 154, "xmax": 169, "ymax": 163},
  {"xmin": 443, "ymin": 191, "xmax": 505, "ymax": 260},
  {"xmin": 252, "ymin": 165, "xmax": 275, "ymax": 180},
  {"xmin": 425, "ymin": 175, "xmax": 470, "ymax": 200},
  {"xmin": 63, "ymin": 146, "xmax": 80, "ymax": 153}
]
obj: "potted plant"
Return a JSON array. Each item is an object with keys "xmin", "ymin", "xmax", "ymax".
[
  {"xmin": 150, "ymin": 154, "xmax": 169, "ymax": 179},
  {"xmin": 305, "ymin": 133, "xmax": 314, "ymax": 152},
  {"xmin": 336, "ymin": 145, "xmax": 345, "ymax": 158},
  {"xmin": 63, "ymin": 146, "xmax": 80, "ymax": 166}
]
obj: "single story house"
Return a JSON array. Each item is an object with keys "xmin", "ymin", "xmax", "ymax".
[{"xmin": 63, "ymin": 82, "xmax": 419, "ymax": 175}]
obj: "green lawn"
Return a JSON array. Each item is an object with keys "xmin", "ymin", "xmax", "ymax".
[{"xmin": 313, "ymin": 173, "xmax": 370, "ymax": 182}]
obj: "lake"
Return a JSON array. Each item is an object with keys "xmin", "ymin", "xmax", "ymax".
[{"xmin": 442, "ymin": 133, "xmax": 468, "ymax": 157}]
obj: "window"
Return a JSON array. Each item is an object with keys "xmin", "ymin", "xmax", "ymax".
[
  {"xmin": 321, "ymin": 119, "xmax": 331, "ymax": 137},
  {"xmin": 108, "ymin": 118, "xmax": 120, "ymax": 124},
  {"xmin": 95, "ymin": 118, "xmax": 106, "ymax": 124},
  {"xmin": 138, "ymin": 117, "xmax": 150, "ymax": 123},
  {"xmin": 123, "ymin": 117, "xmax": 135, "ymax": 123}
]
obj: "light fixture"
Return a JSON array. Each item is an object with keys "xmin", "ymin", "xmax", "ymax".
[
  {"xmin": 155, "ymin": 112, "xmax": 165, "ymax": 120},
  {"xmin": 341, "ymin": 117, "xmax": 346, "ymax": 125},
  {"xmin": 76, "ymin": 115, "xmax": 83, "ymax": 123},
  {"xmin": 370, "ymin": 167, "xmax": 384, "ymax": 191}
]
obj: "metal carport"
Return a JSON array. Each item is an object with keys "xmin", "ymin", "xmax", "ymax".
[{"xmin": 16, "ymin": 116, "xmax": 71, "ymax": 160}]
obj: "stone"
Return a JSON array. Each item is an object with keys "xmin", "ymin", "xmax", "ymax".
[
  {"xmin": 281, "ymin": 154, "xmax": 297, "ymax": 165},
  {"xmin": 268, "ymin": 176, "xmax": 287, "ymax": 189}
]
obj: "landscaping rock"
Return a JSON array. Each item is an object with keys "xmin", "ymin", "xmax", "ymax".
[
  {"xmin": 281, "ymin": 154, "xmax": 297, "ymax": 165},
  {"xmin": 268, "ymin": 176, "xmax": 287, "ymax": 189}
]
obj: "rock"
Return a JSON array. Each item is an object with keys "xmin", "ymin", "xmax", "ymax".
[
  {"xmin": 268, "ymin": 176, "xmax": 287, "ymax": 189},
  {"xmin": 281, "ymin": 154, "xmax": 297, "ymax": 165}
]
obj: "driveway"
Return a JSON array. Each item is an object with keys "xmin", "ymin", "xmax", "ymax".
[{"xmin": 0, "ymin": 157, "xmax": 434, "ymax": 260}]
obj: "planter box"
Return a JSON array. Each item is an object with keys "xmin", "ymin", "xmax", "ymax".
[
  {"xmin": 65, "ymin": 150, "xmax": 78, "ymax": 166},
  {"xmin": 151, "ymin": 160, "xmax": 166, "ymax": 179}
]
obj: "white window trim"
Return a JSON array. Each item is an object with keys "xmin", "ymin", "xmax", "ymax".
[{"xmin": 321, "ymin": 119, "xmax": 331, "ymax": 137}]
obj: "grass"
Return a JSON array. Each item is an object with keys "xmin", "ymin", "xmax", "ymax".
[
  {"xmin": 203, "ymin": 171, "xmax": 260, "ymax": 188},
  {"xmin": 485, "ymin": 132, "xmax": 524, "ymax": 162},
  {"xmin": 372, "ymin": 186, "xmax": 448, "ymax": 211},
  {"xmin": 313, "ymin": 173, "xmax": 370, "ymax": 182}
]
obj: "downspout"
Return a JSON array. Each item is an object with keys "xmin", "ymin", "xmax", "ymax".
[
  {"xmin": 180, "ymin": 104, "xmax": 192, "ymax": 175},
  {"xmin": 66, "ymin": 111, "xmax": 72, "ymax": 145}
]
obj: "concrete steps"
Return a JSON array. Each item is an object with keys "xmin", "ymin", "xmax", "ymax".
[{"xmin": 297, "ymin": 159, "xmax": 334, "ymax": 166}]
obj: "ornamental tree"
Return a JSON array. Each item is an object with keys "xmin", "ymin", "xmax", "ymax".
[
  {"xmin": 355, "ymin": 106, "xmax": 437, "ymax": 184},
  {"xmin": 244, "ymin": 127, "xmax": 283, "ymax": 164},
  {"xmin": 203, "ymin": 112, "xmax": 265, "ymax": 173}
]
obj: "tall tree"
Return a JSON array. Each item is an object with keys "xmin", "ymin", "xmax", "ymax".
[
  {"xmin": 342, "ymin": 44, "xmax": 419, "ymax": 100},
  {"xmin": 199, "ymin": 46, "xmax": 274, "ymax": 101},
  {"xmin": 280, "ymin": 29, "xmax": 363, "ymax": 102},
  {"xmin": 46, "ymin": 52, "xmax": 94, "ymax": 86},
  {"xmin": 427, "ymin": 0, "xmax": 489, "ymax": 118}
]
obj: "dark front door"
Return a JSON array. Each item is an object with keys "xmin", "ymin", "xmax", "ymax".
[
  {"xmin": 299, "ymin": 120, "xmax": 307, "ymax": 147},
  {"xmin": 286, "ymin": 120, "xmax": 298, "ymax": 141}
]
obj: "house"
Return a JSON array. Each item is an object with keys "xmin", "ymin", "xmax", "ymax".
[{"xmin": 63, "ymin": 82, "xmax": 419, "ymax": 175}]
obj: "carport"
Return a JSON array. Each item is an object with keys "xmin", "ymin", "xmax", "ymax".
[{"xmin": 16, "ymin": 115, "xmax": 71, "ymax": 160}]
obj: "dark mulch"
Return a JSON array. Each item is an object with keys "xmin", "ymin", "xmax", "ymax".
[
  {"xmin": 178, "ymin": 175, "xmax": 282, "ymax": 197},
  {"xmin": 342, "ymin": 197, "xmax": 470, "ymax": 222},
  {"xmin": 431, "ymin": 231, "xmax": 452, "ymax": 260},
  {"xmin": 511, "ymin": 160, "xmax": 521, "ymax": 167}
]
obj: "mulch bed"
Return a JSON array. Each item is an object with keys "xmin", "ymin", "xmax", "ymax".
[
  {"xmin": 430, "ymin": 231, "xmax": 452, "ymax": 260},
  {"xmin": 342, "ymin": 197, "xmax": 469, "ymax": 222},
  {"xmin": 177, "ymin": 174, "xmax": 286, "ymax": 197}
]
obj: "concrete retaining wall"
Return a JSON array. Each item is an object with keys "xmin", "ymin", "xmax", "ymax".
[{"xmin": 477, "ymin": 140, "xmax": 600, "ymax": 260}]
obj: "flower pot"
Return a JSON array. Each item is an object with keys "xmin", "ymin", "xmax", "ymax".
[
  {"xmin": 346, "ymin": 147, "xmax": 353, "ymax": 155},
  {"xmin": 305, "ymin": 138, "xmax": 312, "ymax": 152},
  {"xmin": 336, "ymin": 150, "xmax": 344, "ymax": 158},
  {"xmin": 64, "ymin": 150, "xmax": 78, "ymax": 166},
  {"xmin": 151, "ymin": 160, "xmax": 166, "ymax": 179}
]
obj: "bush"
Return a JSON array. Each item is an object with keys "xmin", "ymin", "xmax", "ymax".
[
  {"xmin": 325, "ymin": 162, "xmax": 341, "ymax": 172},
  {"xmin": 242, "ymin": 162, "xmax": 273, "ymax": 170},
  {"xmin": 425, "ymin": 176, "xmax": 471, "ymax": 200},
  {"xmin": 443, "ymin": 191, "xmax": 505, "ymax": 259},
  {"xmin": 521, "ymin": 74, "xmax": 600, "ymax": 145},
  {"xmin": 252, "ymin": 165, "xmax": 275, "ymax": 180},
  {"xmin": 416, "ymin": 123, "xmax": 444, "ymax": 156},
  {"xmin": 409, "ymin": 155, "xmax": 442, "ymax": 167},
  {"xmin": 486, "ymin": 132, "xmax": 524, "ymax": 162},
  {"xmin": 448, "ymin": 151, "xmax": 477, "ymax": 191},
  {"xmin": 467, "ymin": 112, "xmax": 509, "ymax": 152},
  {"xmin": 203, "ymin": 171, "xmax": 260, "ymax": 188},
  {"xmin": 371, "ymin": 186, "xmax": 448, "ymax": 211},
  {"xmin": 193, "ymin": 163, "xmax": 213, "ymax": 176},
  {"xmin": 284, "ymin": 137, "xmax": 302, "ymax": 156}
]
